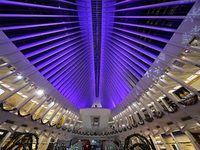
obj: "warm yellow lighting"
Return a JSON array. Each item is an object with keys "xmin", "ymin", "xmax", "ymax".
[
  {"xmin": 173, "ymin": 85, "xmax": 181, "ymax": 90},
  {"xmin": 168, "ymin": 90, "xmax": 175, "ymax": 93},
  {"xmin": 181, "ymin": 56, "xmax": 186, "ymax": 60},
  {"xmin": 195, "ymin": 70, "xmax": 200, "ymax": 74},
  {"xmin": 187, "ymin": 75, "xmax": 198, "ymax": 81}
]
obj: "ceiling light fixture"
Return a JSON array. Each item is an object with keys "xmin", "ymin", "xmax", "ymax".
[
  {"xmin": 184, "ymin": 49, "xmax": 190, "ymax": 53},
  {"xmin": 187, "ymin": 75, "xmax": 198, "ymax": 81},
  {"xmin": 37, "ymin": 90, "xmax": 44, "ymax": 95},
  {"xmin": 195, "ymin": 70, "xmax": 200, "ymax": 74},
  {"xmin": 181, "ymin": 56, "xmax": 186, "ymax": 60},
  {"xmin": 168, "ymin": 90, "xmax": 175, "ymax": 93},
  {"xmin": 173, "ymin": 85, "xmax": 181, "ymax": 90},
  {"xmin": 22, "ymin": 95, "xmax": 27, "ymax": 98},
  {"xmin": 17, "ymin": 75, "xmax": 23, "ymax": 79}
]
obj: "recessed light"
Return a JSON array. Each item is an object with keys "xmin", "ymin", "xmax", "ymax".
[
  {"xmin": 17, "ymin": 75, "xmax": 23, "ymax": 79},
  {"xmin": 37, "ymin": 90, "xmax": 44, "ymax": 95}
]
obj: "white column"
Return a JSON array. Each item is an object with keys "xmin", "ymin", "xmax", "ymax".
[
  {"xmin": 0, "ymin": 132, "xmax": 11, "ymax": 147},
  {"xmin": 124, "ymin": 110, "xmax": 132, "ymax": 126},
  {"xmin": 29, "ymin": 96, "xmax": 47, "ymax": 115},
  {"xmin": 170, "ymin": 133, "xmax": 183, "ymax": 150},
  {"xmin": 185, "ymin": 130, "xmax": 200, "ymax": 150},
  {"xmin": 25, "ymin": 102, "xmax": 35, "ymax": 112},
  {"xmin": 33, "ymin": 105, "xmax": 43, "ymax": 119},
  {"xmin": 55, "ymin": 109, "xmax": 66, "ymax": 127},
  {"xmin": 62, "ymin": 111, "xmax": 71, "ymax": 128},
  {"xmin": 150, "ymin": 135, "xmax": 160, "ymax": 150},
  {"xmin": 0, "ymin": 82, "xmax": 30, "ymax": 103},
  {"xmin": 159, "ymin": 134, "xmax": 171, "ymax": 150},
  {"xmin": 113, "ymin": 118, "xmax": 119, "ymax": 130},
  {"xmin": 47, "ymin": 105, "xmax": 62, "ymax": 124},
  {"xmin": 152, "ymin": 102, "xmax": 160, "ymax": 111},
  {"xmin": 72, "ymin": 117, "xmax": 79, "ymax": 130},
  {"xmin": 39, "ymin": 102, "xmax": 57, "ymax": 121},
  {"xmin": 15, "ymin": 92, "xmax": 37, "ymax": 109}
]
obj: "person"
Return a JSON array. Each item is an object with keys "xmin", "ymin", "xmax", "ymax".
[{"xmin": 83, "ymin": 140, "xmax": 91, "ymax": 150}]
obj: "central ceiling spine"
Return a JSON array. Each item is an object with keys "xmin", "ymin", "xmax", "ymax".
[{"xmin": 92, "ymin": 0, "xmax": 102, "ymax": 97}]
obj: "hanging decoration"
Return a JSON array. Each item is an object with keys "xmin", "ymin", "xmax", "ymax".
[
  {"xmin": 162, "ymin": 97, "xmax": 179, "ymax": 113},
  {"xmin": 57, "ymin": 116, "xmax": 65, "ymax": 129},
  {"xmin": 173, "ymin": 87, "xmax": 199, "ymax": 106},
  {"xmin": 143, "ymin": 109, "xmax": 154, "ymax": 122},
  {"xmin": 124, "ymin": 133, "xmax": 156, "ymax": 150},
  {"xmin": 1, "ymin": 132, "xmax": 39, "ymax": 150},
  {"xmin": 136, "ymin": 113, "xmax": 144, "ymax": 125}
]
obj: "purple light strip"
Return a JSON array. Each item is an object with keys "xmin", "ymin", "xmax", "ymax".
[
  {"xmin": 0, "ymin": 1, "xmax": 79, "ymax": 11},
  {"xmin": 62, "ymin": 63, "xmax": 92, "ymax": 101},
  {"xmin": 41, "ymin": 40, "xmax": 88, "ymax": 76},
  {"xmin": 10, "ymin": 26, "xmax": 82, "ymax": 41},
  {"xmin": 100, "ymin": 43, "xmax": 136, "ymax": 105},
  {"xmin": 18, "ymin": 27, "xmax": 81, "ymax": 50},
  {"xmin": 110, "ymin": 30, "xmax": 162, "ymax": 51},
  {"xmin": 48, "ymin": 45, "xmax": 92, "ymax": 106},
  {"xmin": 31, "ymin": 35, "xmax": 84, "ymax": 65},
  {"xmin": 61, "ymin": 65, "xmax": 92, "ymax": 107},
  {"xmin": 0, "ymin": 14, "xmax": 79, "ymax": 17},
  {"xmin": 102, "ymin": 44, "xmax": 135, "ymax": 89},
  {"xmin": 100, "ymin": 55, "xmax": 130, "ymax": 107},
  {"xmin": 108, "ymin": 16, "xmax": 185, "ymax": 19},
  {"xmin": 104, "ymin": 49, "xmax": 139, "ymax": 90},
  {"xmin": 58, "ymin": 58, "xmax": 90, "ymax": 97},
  {"xmin": 112, "ymin": 27, "xmax": 169, "ymax": 43},
  {"xmin": 36, "ymin": 41, "xmax": 85, "ymax": 73},
  {"xmin": 101, "ymin": 74, "xmax": 126, "ymax": 107},
  {"xmin": 107, "ymin": 35, "xmax": 153, "ymax": 66},
  {"xmin": 51, "ymin": 51, "xmax": 88, "ymax": 90},
  {"xmin": 64, "ymin": 61, "xmax": 93, "ymax": 98},
  {"xmin": 101, "ymin": 55, "xmax": 130, "ymax": 94},
  {"xmin": 57, "ymin": 0, "xmax": 88, "ymax": 6},
  {"xmin": 100, "ymin": 62, "xmax": 129, "ymax": 102},
  {"xmin": 106, "ymin": 41, "xmax": 146, "ymax": 77},
  {"xmin": 41, "ymin": 42, "xmax": 87, "ymax": 77},
  {"xmin": 48, "ymin": 49, "xmax": 88, "ymax": 83},
  {"xmin": 44, "ymin": 44, "xmax": 89, "ymax": 79},
  {"xmin": 0, "ymin": 0, "xmax": 94, "ymax": 109},
  {"xmin": 57, "ymin": 53, "xmax": 92, "ymax": 102},
  {"xmin": 0, "ymin": 21, "xmax": 82, "ymax": 30},
  {"xmin": 109, "ymin": 21, "xmax": 176, "ymax": 33},
  {"xmin": 102, "ymin": 49, "xmax": 136, "ymax": 89},
  {"xmin": 109, "ymin": 42, "xmax": 148, "ymax": 72},
  {"xmin": 106, "ymin": 0, "xmax": 132, "ymax": 7},
  {"xmin": 25, "ymin": 31, "xmax": 81, "ymax": 57},
  {"xmin": 57, "ymin": 58, "xmax": 90, "ymax": 93},
  {"xmin": 109, "ymin": 33, "xmax": 158, "ymax": 59},
  {"xmin": 105, "ymin": 41, "xmax": 144, "ymax": 78},
  {"xmin": 60, "ymin": 63, "xmax": 90, "ymax": 96},
  {"xmin": 107, "ymin": 0, "xmax": 195, "ymax": 11}
]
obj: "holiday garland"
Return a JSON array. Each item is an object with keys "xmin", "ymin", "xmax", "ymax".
[
  {"xmin": 124, "ymin": 133, "xmax": 156, "ymax": 150},
  {"xmin": 178, "ymin": 94, "xmax": 198, "ymax": 106},
  {"xmin": 1, "ymin": 132, "xmax": 39, "ymax": 150},
  {"xmin": 0, "ymin": 102, "xmax": 17, "ymax": 112}
]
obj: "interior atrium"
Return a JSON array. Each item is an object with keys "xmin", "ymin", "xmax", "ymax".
[{"xmin": 0, "ymin": 0, "xmax": 200, "ymax": 150}]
